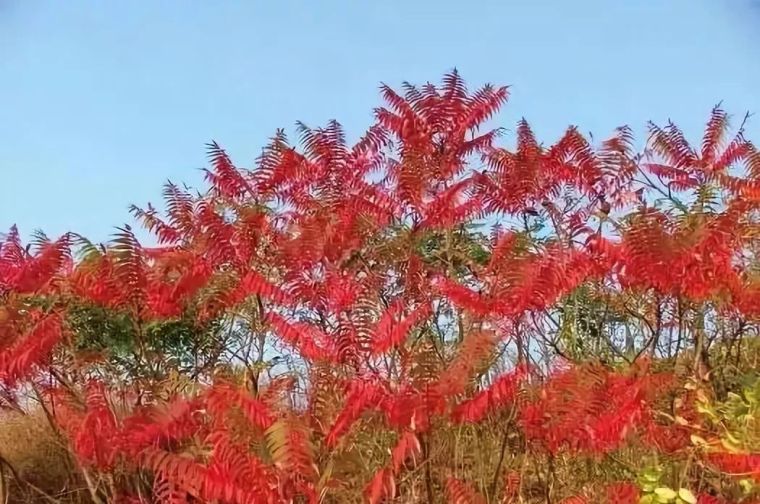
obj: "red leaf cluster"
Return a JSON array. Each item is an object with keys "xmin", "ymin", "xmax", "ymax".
[{"xmin": 1, "ymin": 72, "xmax": 759, "ymax": 502}]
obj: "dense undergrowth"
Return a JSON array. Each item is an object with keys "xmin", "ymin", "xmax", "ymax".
[{"xmin": 1, "ymin": 72, "xmax": 760, "ymax": 503}]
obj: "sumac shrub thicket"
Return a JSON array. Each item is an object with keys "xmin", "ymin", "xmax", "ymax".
[{"xmin": 1, "ymin": 72, "xmax": 760, "ymax": 503}]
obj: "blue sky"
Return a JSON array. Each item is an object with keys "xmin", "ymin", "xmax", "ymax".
[{"xmin": 1, "ymin": 0, "xmax": 759, "ymax": 244}]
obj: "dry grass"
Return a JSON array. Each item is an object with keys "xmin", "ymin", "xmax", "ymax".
[{"xmin": 0, "ymin": 408, "xmax": 76, "ymax": 503}]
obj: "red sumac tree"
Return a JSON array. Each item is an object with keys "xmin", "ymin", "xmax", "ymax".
[{"xmin": 1, "ymin": 72, "xmax": 759, "ymax": 503}]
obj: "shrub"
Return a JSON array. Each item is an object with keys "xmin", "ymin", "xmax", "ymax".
[{"xmin": 1, "ymin": 71, "xmax": 760, "ymax": 502}]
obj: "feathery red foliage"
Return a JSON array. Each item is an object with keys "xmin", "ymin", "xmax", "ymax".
[{"xmin": 2, "ymin": 72, "xmax": 760, "ymax": 503}]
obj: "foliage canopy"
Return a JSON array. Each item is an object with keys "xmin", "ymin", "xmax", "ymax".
[{"xmin": 1, "ymin": 71, "xmax": 760, "ymax": 503}]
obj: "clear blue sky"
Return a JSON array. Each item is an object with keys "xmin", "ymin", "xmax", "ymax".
[{"xmin": 2, "ymin": 0, "xmax": 759, "ymax": 244}]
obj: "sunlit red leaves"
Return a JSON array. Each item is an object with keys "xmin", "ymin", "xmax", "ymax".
[
  {"xmin": 434, "ymin": 276, "xmax": 492, "ymax": 317},
  {"xmin": 371, "ymin": 299, "xmax": 431, "ymax": 354},
  {"xmin": 0, "ymin": 230, "xmax": 71, "ymax": 295},
  {"xmin": 206, "ymin": 380, "xmax": 276, "ymax": 431},
  {"xmin": 69, "ymin": 252, "xmax": 123, "ymax": 307},
  {"xmin": 281, "ymin": 266, "xmax": 368, "ymax": 314},
  {"xmin": 417, "ymin": 178, "xmax": 484, "ymax": 230},
  {"xmin": 110, "ymin": 226, "xmax": 149, "ymax": 310},
  {"xmin": 643, "ymin": 420, "xmax": 693, "ymax": 455},
  {"xmin": 364, "ymin": 430, "xmax": 421, "ymax": 504},
  {"xmin": 603, "ymin": 482, "xmax": 640, "ymax": 504},
  {"xmin": 365, "ymin": 467, "xmax": 396, "ymax": 504},
  {"xmin": 494, "ymin": 246, "xmax": 595, "ymax": 315},
  {"xmin": 618, "ymin": 207, "xmax": 749, "ymax": 305},
  {"xmin": 205, "ymin": 142, "xmax": 255, "ymax": 201},
  {"xmin": 119, "ymin": 398, "xmax": 204, "ymax": 458},
  {"xmin": 478, "ymin": 122, "xmax": 602, "ymax": 216},
  {"xmin": 391, "ymin": 431, "xmax": 421, "ymax": 473},
  {"xmin": 557, "ymin": 497, "xmax": 587, "ymax": 504},
  {"xmin": 0, "ymin": 311, "xmax": 63, "ymax": 385},
  {"xmin": 502, "ymin": 471, "xmax": 521, "ymax": 502},
  {"xmin": 445, "ymin": 477, "xmax": 487, "ymax": 504},
  {"xmin": 519, "ymin": 363, "xmax": 672, "ymax": 455},
  {"xmin": 53, "ymin": 379, "xmax": 308, "ymax": 503},
  {"xmin": 646, "ymin": 107, "xmax": 753, "ymax": 191},
  {"xmin": 704, "ymin": 452, "xmax": 760, "ymax": 482},
  {"xmin": 377, "ymin": 72, "xmax": 508, "ymax": 209},
  {"xmin": 141, "ymin": 448, "xmax": 206, "ymax": 500},
  {"xmin": 451, "ymin": 364, "xmax": 529, "ymax": 423},
  {"xmin": 203, "ymin": 436, "xmax": 279, "ymax": 504},
  {"xmin": 436, "ymin": 244, "xmax": 597, "ymax": 318},
  {"xmin": 381, "ymin": 385, "xmax": 443, "ymax": 433},
  {"xmin": 3, "ymin": 73, "xmax": 760, "ymax": 503},
  {"xmin": 51, "ymin": 381, "xmax": 122, "ymax": 470},
  {"xmin": 266, "ymin": 312, "xmax": 335, "ymax": 363},
  {"xmin": 435, "ymin": 330, "xmax": 499, "ymax": 397},
  {"xmin": 325, "ymin": 379, "xmax": 386, "ymax": 448},
  {"xmin": 146, "ymin": 250, "xmax": 213, "ymax": 317},
  {"xmin": 236, "ymin": 270, "xmax": 292, "ymax": 306}
]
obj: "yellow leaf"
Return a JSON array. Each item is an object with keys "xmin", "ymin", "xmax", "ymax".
[
  {"xmin": 720, "ymin": 436, "xmax": 742, "ymax": 453},
  {"xmin": 689, "ymin": 434, "xmax": 707, "ymax": 447},
  {"xmin": 654, "ymin": 487, "xmax": 677, "ymax": 502},
  {"xmin": 677, "ymin": 488, "xmax": 696, "ymax": 504}
]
